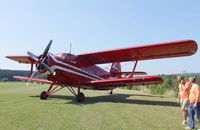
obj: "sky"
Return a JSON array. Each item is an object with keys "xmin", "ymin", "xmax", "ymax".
[{"xmin": 0, "ymin": 0, "xmax": 200, "ymax": 75}]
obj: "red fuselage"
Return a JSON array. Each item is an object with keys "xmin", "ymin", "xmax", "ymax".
[{"xmin": 43, "ymin": 53, "xmax": 112, "ymax": 89}]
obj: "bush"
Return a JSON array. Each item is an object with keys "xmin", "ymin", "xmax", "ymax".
[
  {"xmin": 1, "ymin": 78, "xmax": 9, "ymax": 82},
  {"xmin": 148, "ymin": 84, "xmax": 167, "ymax": 95}
]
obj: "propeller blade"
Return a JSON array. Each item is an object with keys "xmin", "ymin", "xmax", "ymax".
[
  {"xmin": 41, "ymin": 62, "xmax": 54, "ymax": 74},
  {"xmin": 41, "ymin": 40, "xmax": 52, "ymax": 60},
  {"xmin": 27, "ymin": 51, "xmax": 39, "ymax": 61},
  {"xmin": 27, "ymin": 70, "xmax": 37, "ymax": 85}
]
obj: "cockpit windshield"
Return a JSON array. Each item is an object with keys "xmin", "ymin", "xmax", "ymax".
[{"xmin": 58, "ymin": 53, "xmax": 77, "ymax": 64}]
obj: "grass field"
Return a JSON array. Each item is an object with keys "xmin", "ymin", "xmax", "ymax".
[{"xmin": 0, "ymin": 82, "xmax": 200, "ymax": 130}]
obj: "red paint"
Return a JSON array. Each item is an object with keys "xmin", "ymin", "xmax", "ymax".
[{"xmin": 6, "ymin": 39, "xmax": 198, "ymax": 102}]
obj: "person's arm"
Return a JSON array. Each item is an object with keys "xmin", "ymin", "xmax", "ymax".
[
  {"xmin": 194, "ymin": 86, "xmax": 200, "ymax": 107},
  {"xmin": 177, "ymin": 84, "xmax": 181, "ymax": 104},
  {"xmin": 182, "ymin": 82, "xmax": 189, "ymax": 91},
  {"xmin": 194, "ymin": 95, "xmax": 199, "ymax": 107},
  {"xmin": 183, "ymin": 84, "xmax": 188, "ymax": 91}
]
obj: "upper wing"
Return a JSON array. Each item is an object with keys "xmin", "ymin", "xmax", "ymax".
[
  {"xmin": 77, "ymin": 40, "xmax": 197, "ymax": 66},
  {"xmin": 6, "ymin": 56, "xmax": 36, "ymax": 64},
  {"xmin": 14, "ymin": 76, "xmax": 53, "ymax": 84},
  {"xmin": 84, "ymin": 75, "xmax": 163, "ymax": 87}
]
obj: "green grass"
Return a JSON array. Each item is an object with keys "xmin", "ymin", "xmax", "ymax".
[{"xmin": 0, "ymin": 82, "xmax": 200, "ymax": 130}]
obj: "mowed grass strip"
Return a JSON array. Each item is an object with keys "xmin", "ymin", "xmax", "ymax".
[{"xmin": 0, "ymin": 82, "xmax": 200, "ymax": 130}]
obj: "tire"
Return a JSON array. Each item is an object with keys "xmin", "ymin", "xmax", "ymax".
[
  {"xmin": 40, "ymin": 91, "xmax": 48, "ymax": 100},
  {"xmin": 76, "ymin": 92, "xmax": 85, "ymax": 102}
]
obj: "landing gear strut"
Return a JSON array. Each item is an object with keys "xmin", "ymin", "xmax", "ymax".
[
  {"xmin": 39, "ymin": 83, "xmax": 64, "ymax": 100},
  {"xmin": 39, "ymin": 83, "xmax": 86, "ymax": 103}
]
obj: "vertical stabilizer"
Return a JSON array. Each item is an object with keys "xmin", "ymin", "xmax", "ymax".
[{"xmin": 110, "ymin": 62, "xmax": 121, "ymax": 78}]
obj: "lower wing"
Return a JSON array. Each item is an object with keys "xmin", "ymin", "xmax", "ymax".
[
  {"xmin": 84, "ymin": 76, "xmax": 163, "ymax": 87},
  {"xmin": 14, "ymin": 76, "xmax": 53, "ymax": 84}
]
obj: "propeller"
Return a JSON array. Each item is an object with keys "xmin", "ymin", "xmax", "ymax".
[
  {"xmin": 41, "ymin": 40, "xmax": 52, "ymax": 61},
  {"xmin": 27, "ymin": 40, "xmax": 54, "ymax": 84},
  {"xmin": 27, "ymin": 51, "xmax": 39, "ymax": 61},
  {"xmin": 27, "ymin": 70, "xmax": 37, "ymax": 85}
]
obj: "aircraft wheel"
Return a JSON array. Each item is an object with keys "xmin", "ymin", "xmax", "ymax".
[
  {"xmin": 40, "ymin": 91, "xmax": 48, "ymax": 100},
  {"xmin": 76, "ymin": 92, "xmax": 85, "ymax": 102}
]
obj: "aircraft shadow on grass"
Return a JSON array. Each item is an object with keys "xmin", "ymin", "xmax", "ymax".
[{"xmin": 30, "ymin": 93, "xmax": 178, "ymax": 107}]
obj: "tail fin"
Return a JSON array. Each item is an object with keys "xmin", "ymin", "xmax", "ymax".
[{"xmin": 110, "ymin": 62, "xmax": 121, "ymax": 78}]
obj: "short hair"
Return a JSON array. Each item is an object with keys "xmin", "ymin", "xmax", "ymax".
[
  {"xmin": 189, "ymin": 76, "xmax": 196, "ymax": 83},
  {"xmin": 177, "ymin": 76, "xmax": 184, "ymax": 80}
]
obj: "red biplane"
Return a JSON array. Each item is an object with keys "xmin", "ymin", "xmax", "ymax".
[{"xmin": 6, "ymin": 40, "xmax": 197, "ymax": 102}]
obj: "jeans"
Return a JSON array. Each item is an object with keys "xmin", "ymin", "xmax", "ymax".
[{"xmin": 188, "ymin": 102, "xmax": 200, "ymax": 129}]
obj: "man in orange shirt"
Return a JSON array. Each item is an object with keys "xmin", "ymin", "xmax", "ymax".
[
  {"xmin": 177, "ymin": 76, "xmax": 191, "ymax": 125},
  {"xmin": 185, "ymin": 77, "xmax": 200, "ymax": 130}
]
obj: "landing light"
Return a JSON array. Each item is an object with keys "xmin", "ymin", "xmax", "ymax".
[{"xmin": 53, "ymin": 71, "xmax": 56, "ymax": 76}]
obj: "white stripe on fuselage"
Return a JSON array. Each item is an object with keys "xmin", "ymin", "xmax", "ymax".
[
  {"xmin": 50, "ymin": 65, "xmax": 97, "ymax": 80},
  {"xmin": 49, "ymin": 54, "xmax": 103, "ymax": 80}
]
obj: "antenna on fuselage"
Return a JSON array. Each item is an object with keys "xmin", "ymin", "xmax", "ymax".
[{"xmin": 69, "ymin": 43, "xmax": 72, "ymax": 54}]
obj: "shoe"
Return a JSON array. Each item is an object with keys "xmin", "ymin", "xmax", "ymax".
[
  {"xmin": 185, "ymin": 127, "xmax": 194, "ymax": 129},
  {"xmin": 195, "ymin": 118, "xmax": 200, "ymax": 123}
]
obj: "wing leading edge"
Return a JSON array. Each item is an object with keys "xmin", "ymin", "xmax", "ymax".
[
  {"xmin": 14, "ymin": 76, "xmax": 53, "ymax": 84},
  {"xmin": 77, "ymin": 40, "xmax": 197, "ymax": 66}
]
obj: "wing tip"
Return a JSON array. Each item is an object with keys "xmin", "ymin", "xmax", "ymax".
[{"xmin": 5, "ymin": 55, "xmax": 35, "ymax": 64}]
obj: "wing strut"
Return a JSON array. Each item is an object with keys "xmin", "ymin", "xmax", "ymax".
[{"xmin": 130, "ymin": 60, "xmax": 138, "ymax": 77}]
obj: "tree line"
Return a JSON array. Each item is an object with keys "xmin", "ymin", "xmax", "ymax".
[
  {"xmin": 1, "ymin": 69, "xmax": 200, "ymax": 97},
  {"xmin": 0, "ymin": 69, "xmax": 29, "ymax": 82},
  {"xmin": 125, "ymin": 73, "xmax": 200, "ymax": 97}
]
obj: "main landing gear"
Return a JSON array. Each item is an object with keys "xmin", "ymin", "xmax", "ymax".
[
  {"xmin": 75, "ymin": 84, "xmax": 85, "ymax": 102},
  {"xmin": 39, "ymin": 83, "xmax": 85, "ymax": 103},
  {"xmin": 40, "ymin": 91, "xmax": 48, "ymax": 100},
  {"xmin": 76, "ymin": 92, "xmax": 85, "ymax": 102}
]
